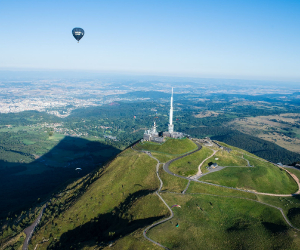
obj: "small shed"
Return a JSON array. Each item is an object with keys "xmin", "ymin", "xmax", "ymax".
[{"xmin": 211, "ymin": 163, "xmax": 218, "ymax": 168}]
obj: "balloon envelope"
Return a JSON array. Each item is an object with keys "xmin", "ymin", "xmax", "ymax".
[{"xmin": 72, "ymin": 27, "xmax": 84, "ymax": 42}]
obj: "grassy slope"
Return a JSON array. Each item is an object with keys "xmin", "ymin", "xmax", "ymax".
[
  {"xmin": 217, "ymin": 141, "xmax": 262, "ymax": 159},
  {"xmin": 27, "ymin": 139, "xmax": 300, "ymax": 249},
  {"xmin": 187, "ymin": 181, "xmax": 258, "ymax": 200},
  {"xmin": 256, "ymin": 168, "xmax": 300, "ymax": 228},
  {"xmin": 134, "ymin": 138, "xmax": 197, "ymax": 155},
  {"xmin": 149, "ymin": 158, "xmax": 300, "ymax": 249},
  {"xmin": 200, "ymin": 152, "xmax": 298, "ymax": 194},
  {"xmin": 2, "ymin": 232, "xmax": 25, "ymax": 250},
  {"xmin": 169, "ymin": 146, "xmax": 212, "ymax": 177},
  {"xmin": 159, "ymin": 164, "xmax": 188, "ymax": 193},
  {"xmin": 148, "ymin": 193, "xmax": 300, "ymax": 250},
  {"xmin": 257, "ymin": 194, "xmax": 300, "ymax": 228},
  {"xmin": 151, "ymin": 152, "xmax": 178, "ymax": 163},
  {"xmin": 286, "ymin": 167, "xmax": 300, "ymax": 181},
  {"xmin": 29, "ymin": 149, "xmax": 168, "ymax": 250},
  {"xmin": 150, "ymin": 158, "xmax": 300, "ymax": 249},
  {"xmin": 201, "ymin": 149, "xmax": 248, "ymax": 173}
]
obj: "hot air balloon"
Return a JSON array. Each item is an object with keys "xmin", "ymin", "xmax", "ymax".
[{"xmin": 72, "ymin": 27, "xmax": 84, "ymax": 42}]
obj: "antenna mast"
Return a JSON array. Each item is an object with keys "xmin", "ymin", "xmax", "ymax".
[{"xmin": 168, "ymin": 87, "xmax": 174, "ymax": 133}]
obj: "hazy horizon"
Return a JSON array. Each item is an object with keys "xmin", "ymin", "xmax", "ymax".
[
  {"xmin": 1, "ymin": 69, "xmax": 300, "ymax": 86},
  {"xmin": 1, "ymin": 0, "xmax": 300, "ymax": 81}
]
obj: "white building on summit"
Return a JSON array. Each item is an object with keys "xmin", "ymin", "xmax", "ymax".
[
  {"xmin": 143, "ymin": 88, "xmax": 184, "ymax": 142},
  {"xmin": 143, "ymin": 121, "xmax": 164, "ymax": 143}
]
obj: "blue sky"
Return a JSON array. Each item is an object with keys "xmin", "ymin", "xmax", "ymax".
[{"xmin": 1, "ymin": 0, "xmax": 300, "ymax": 80}]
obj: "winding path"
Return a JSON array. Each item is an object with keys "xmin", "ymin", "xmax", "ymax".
[
  {"xmin": 192, "ymin": 148, "xmax": 217, "ymax": 179},
  {"xmin": 138, "ymin": 139, "xmax": 300, "ymax": 249},
  {"xmin": 22, "ymin": 204, "xmax": 47, "ymax": 250},
  {"xmin": 142, "ymin": 152, "xmax": 173, "ymax": 250},
  {"xmin": 182, "ymin": 180, "xmax": 191, "ymax": 194},
  {"xmin": 163, "ymin": 149, "xmax": 300, "ymax": 197},
  {"xmin": 162, "ymin": 190, "xmax": 300, "ymax": 232},
  {"xmin": 14, "ymin": 139, "xmax": 300, "ymax": 250},
  {"xmin": 162, "ymin": 143, "xmax": 202, "ymax": 179}
]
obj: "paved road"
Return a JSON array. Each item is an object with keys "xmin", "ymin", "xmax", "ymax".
[
  {"xmin": 143, "ymin": 189, "xmax": 173, "ymax": 250},
  {"xmin": 163, "ymin": 190, "xmax": 300, "ymax": 232},
  {"xmin": 194, "ymin": 155, "xmax": 253, "ymax": 178},
  {"xmin": 162, "ymin": 143, "xmax": 300, "ymax": 230},
  {"xmin": 283, "ymin": 165, "xmax": 300, "ymax": 170},
  {"xmin": 163, "ymin": 152, "xmax": 257, "ymax": 195},
  {"xmin": 163, "ymin": 143, "xmax": 202, "ymax": 180},
  {"xmin": 279, "ymin": 166, "xmax": 300, "ymax": 195},
  {"xmin": 18, "ymin": 141, "xmax": 300, "ymax": 250},
  {"xmin": 241, "ymin": 153, "xmax": 300, "ymax": 195},
  {"xmin": 143, "ymin": 152, "xmax": 173, "ymax": 250},
  {"xmin": 182, "ymin": 180, "xmax": 191, "ymax": 194},
  {"xmin": 137, "ymin": 140, "xmax": 300, "ymax": 248},
  {"xmin": 140, "ymin": 142, "xmax": 202, "ymax": 249},
  {"xmin": 164, "ymin": 150, "xmax": 300, "ymax": 197},
  {"xmin": 22, "ymin": 204, "xmax": 47, "ymax": 250},
  {"xmin": 192, "ymin": 148, "xmax": 217, "ymax": 179},
  {"xmin": 192, "ymin": 152, "xmax": 253, "ymax": 179},
  {"xmin": 243, "ymin": 155, "xmax": 251, "ymax": 167}
]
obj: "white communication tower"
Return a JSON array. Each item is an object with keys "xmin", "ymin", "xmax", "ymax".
[{"xmin": 168, "ymin": 87, "xmax": 174, "ymax": 133}]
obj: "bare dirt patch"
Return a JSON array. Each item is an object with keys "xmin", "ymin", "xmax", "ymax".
[{"xmin": 194, "ymin": 111, "xmax": 220, "ymax": 118}]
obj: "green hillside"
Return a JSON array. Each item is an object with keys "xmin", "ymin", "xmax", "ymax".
[
  {"xmin": 200, "ymin": 154, "xmax": 298, "ymax": 194},
  {"xmin": 6, "ymin": 138, "xmax": 300, "ymax": 250},
  {"xmin": 150, "ymin": 152, "xmax": 178, "ymax": 163},
  {"xmin": 256, "ymin": 194, "xmax": 300, "ymax": 229},
  {"xmin": 134, "ymin": 138, "xmax": 197, "ymax": 155},
  {"xmin": 169, "ymin": 146, "xmax": 212, "ymax": 176},
  {"xmin": 159, "ymin": 164, "xmax": 189, "ymax": 193},
  {"xmin": 148, "ymin": 193, "xmax": 300, "ymax": 250},
  {"xmin": 200, "ymin": 149, "xmax": 248, "ymax": 174},
  {"xmin": 28, "ymin": 149, "xmax": 168, "ymax": 249}
]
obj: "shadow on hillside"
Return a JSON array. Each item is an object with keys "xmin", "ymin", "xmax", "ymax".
[
  {"xmin": 287, "ymin": 207, "xmax": 300, "ymax": 223},
  {"xmin": 48, "ymin": 190, "xmax": 164, "ymax": 250},
  {"xmin": 0, "ymin": 136, "xmax": 121, "ymax": 219},
  {"xmin": 261, "ymin": 222, "xmax": 288, "ymax": 234}
]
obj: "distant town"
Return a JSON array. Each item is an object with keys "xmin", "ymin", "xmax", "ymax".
[{"xmin": 0, "ymin": 78, "xmax": 299, "ymax": 117}]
